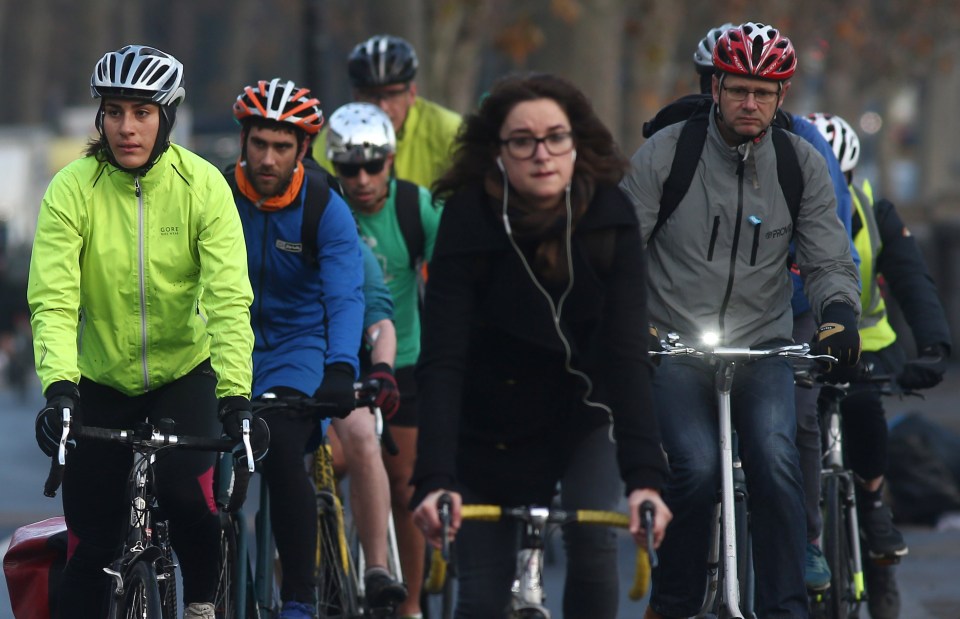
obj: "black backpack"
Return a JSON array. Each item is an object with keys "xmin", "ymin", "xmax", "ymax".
[{"xmin": 642, "ymin": 93, "xmax": 803, "ymax": 243}]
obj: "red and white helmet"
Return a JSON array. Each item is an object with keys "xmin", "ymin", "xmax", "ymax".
[{"xmin": 712, "ymin": 22, "xmax": 797, "ymax": 81}]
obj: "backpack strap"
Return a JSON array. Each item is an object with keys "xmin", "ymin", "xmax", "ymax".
[
  {"xmin": 300, "ymin": 168, "xmax": 332, "ymax": 269},
  {"xmin": 394, "ymin": 179, "xmax": 425, "ymax": 269},
  {"xmin": 771, "ymin": 127, "xmax": 803, "ymax": 230},
  {"xmin": 649, "ymin": 114, "xmax": 709, "ymax": 243}
]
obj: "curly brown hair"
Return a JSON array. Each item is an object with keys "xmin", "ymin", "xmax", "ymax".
[{"xmin": 432, "ymin": 72, "xmax": 627, "ymax": 201}]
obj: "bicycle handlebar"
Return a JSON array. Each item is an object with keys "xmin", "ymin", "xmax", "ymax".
[
  {"xmin": 43, "ymin": 421, "xmax": 248, "ymax": 503},
  {"xmin": 654, "ymin": 340, "xmax": 836, "ymax": 363},
  {"xmin": 427, "ymin": 497, "xmax": 649, "ymax": 602}
]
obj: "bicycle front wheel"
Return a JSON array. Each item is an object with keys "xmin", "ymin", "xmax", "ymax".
[
  {"xmin": 316, "ymin": 491, "xmax": 361, "ymax": 619},
  {"xmin": 823, "ymin": 475, "xmax": 852, "ymax": 619},
  {"xmin": 119, "ymin": 559, "xmax": 163, "ymax": 619}
]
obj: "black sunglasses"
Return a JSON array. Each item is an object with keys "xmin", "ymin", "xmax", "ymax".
[{"xmin": 336, "ymin": 160, "xmax": 387, "ymax": 178}]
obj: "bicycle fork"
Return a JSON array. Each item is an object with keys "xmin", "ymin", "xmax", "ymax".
[{"xmin": 510, "ymin": 508, "xmax": 550, "ymax": 619}]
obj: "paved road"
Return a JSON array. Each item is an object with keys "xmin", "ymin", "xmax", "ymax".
[{"xmin": 3, "ymin": 367, "xmax": 960, "ymax": 618}]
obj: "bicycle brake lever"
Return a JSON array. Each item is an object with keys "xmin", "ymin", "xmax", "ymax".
[
  {"xmin": 640, "ymin": 500, "xmax": 658, "ymax": 569},
  {"xmin": 241, "ymin": 418, "xmax": 254, "ymax": 473},
  {"xmin": 58, "ymin": 408, "xmax": 72, "ymax": 466},
  {"xmin": 438, "ymin": 493, "xmax": 452, "ymax": 561}
]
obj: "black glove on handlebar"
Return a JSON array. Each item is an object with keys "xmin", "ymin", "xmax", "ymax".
[
  {"xmin": 812, "ymin": 302, "xmax": 861, "ymax": 371},
  {"xmin": 315, "ymin": 362, "xmax": 357, "ymax": 419},
  {"xmin": 898, "ymin": 344, "xmax": 949, "ymax": 390},
  {"xmin": 36, "ymin": 380, "xmax": 80, "ymax": 457},
  {"xmin": 218, "ymin": 396, "xmax": 253, "ymax": 442}
]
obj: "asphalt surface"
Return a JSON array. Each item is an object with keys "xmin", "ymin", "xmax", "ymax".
[{"xmin": 3, "ymin": 366, "xmax": 960, "ymax": 618}]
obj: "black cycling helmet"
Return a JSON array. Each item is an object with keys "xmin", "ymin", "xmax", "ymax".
[{"xmin": 347, "ymin": 35, "xmax": 419, "ymax": 88}]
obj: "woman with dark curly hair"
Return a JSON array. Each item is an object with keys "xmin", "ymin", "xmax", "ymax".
[{"xmin": 411, "ymin": 72, "xmax": 671, "ymax": 618}]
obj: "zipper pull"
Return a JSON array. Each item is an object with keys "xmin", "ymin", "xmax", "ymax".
[{"xmin": 135, "ymin": 176, "xmax": 142, "ymax": 198}]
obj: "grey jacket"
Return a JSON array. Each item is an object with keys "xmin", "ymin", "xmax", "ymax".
[{"xmin": 620, "ymin": 108, "xmax": 860, "ymax": 348}]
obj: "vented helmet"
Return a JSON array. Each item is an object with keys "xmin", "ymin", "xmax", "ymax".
[
  {"xmin": 694, "ymin": 23, "xmax": 735, "ymax": 74},
  {"xmin": 233, "ymin": 78, "xmax": 324, "ymax": 135},
  {"xmin": 347, "ymin": 35, "xmax": 419, "ymax": 88},
  {"xmin": 807, "ymin": 113, "xmax": 861, "ymax": 173},
  {"xmin": 713, "ymin": 22, "xmax": 797, "ymax": 82},
  {"xmin": 326, "ymin": 103, "xmax": 396, "ymax": 163},
  {"xmin": 91, "ymin": 44, "xmax": 186, "ymax": 106}
]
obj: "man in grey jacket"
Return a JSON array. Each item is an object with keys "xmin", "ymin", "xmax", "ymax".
[{"xmin": 620, "ymin": 22, "xmax": 862, "ymax": 619}]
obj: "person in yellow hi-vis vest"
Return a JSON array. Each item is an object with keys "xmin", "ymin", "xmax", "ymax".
[{"xmin": 809, "ymin": 112, "xmax": 952, "ymax": 619}]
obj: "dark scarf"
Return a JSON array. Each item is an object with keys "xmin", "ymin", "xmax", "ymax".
[{"xmin": 483, "ymin": 171, "xmax": 595, "ymax": 283}]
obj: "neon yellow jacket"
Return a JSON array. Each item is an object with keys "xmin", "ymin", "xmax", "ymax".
[
  {"xmin": 313, "ymin": 96, "xmax": 462, "ymax": 189},
  {"xmin": 28, "ymin": 145, "xmax": 254, "ymax": 399}
]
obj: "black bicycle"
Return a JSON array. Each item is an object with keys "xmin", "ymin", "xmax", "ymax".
[
  {"xmin": 800, "ymin": 365, "xmax": 916, "ymax": 619},
  {"xmin": 218, "ymin": 379, "xmax": 389, "ymax": 619},
  {"xmin": 44, "ymin": 415, "xmax": 253, "ymax": 619}
]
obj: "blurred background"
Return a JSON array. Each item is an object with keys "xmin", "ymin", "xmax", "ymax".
[{"xmin": 0, "ymin": 0, "xmax": 958, "ymax": 395}]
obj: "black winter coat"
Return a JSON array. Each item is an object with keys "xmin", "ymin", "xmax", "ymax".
[{"xmin": 411, "ymin": 182, "xmax": 667, "ymax": 506}]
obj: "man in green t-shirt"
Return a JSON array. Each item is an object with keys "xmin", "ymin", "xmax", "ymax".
[
  {"xmin": 326, "ymin": 101, "xmax": 442, "ymax": 619},
  {"xmin": 312, "ymin": 34, "xmax": 461, "ymax": 190}
]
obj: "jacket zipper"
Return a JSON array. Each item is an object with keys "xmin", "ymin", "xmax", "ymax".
[
  {"xmin": 136, "ymin": 175, "xmax": 150, "ymax": 391},
  {"xmin": 718, "ymin": 156, "xmax": 746, "ymax": 336}
]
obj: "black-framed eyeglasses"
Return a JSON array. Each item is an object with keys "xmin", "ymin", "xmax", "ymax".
[
  {"xmin": 335, "ymin": 159, "xmax": 387, "ymax": 178},
  {"xmin": 499, "ymin": 131, "xmax": 574, "ymax": 160},
  {"xmin": 721, "ymin": 85, "xmax": 780, "ymax": 104},
  {"xmin": 355, "ymin": 85, "xmax": 410, "ymax": 104}
]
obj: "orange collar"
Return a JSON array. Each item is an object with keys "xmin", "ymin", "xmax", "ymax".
[{"xmin": 234, "ymin": 159, "xmax": 305, "ymax": 211}]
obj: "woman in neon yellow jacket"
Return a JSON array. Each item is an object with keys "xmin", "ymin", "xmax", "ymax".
[{"xmin": 27, "ymin": 45, "xmax": 256, "ymax": 619}]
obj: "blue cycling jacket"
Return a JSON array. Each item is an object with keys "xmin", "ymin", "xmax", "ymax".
[{"xmin": 235, "ymin": 173, "xmax": 364, "ymax": 397}]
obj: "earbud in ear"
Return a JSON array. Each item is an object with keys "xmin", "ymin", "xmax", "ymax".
[
  {"xmin": 571, "ymin": 149, "xmax": 577, "ymax": 163},
  {"xmin": 496, "ymin": 156, "xmax": 505, "ymax": 172}
]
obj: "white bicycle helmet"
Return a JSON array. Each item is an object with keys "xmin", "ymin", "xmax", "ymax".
[
  {"xmin": 90, "ymin": 44, "xmax": 186, "ymax": 106},
  {"xmin": 807, "ymin": 113, "xmax": 861, "ymax": 173},
  {"xmin": 694, "ymin": 23, "xmax": 734, "ymax": 74},
  {"xmin": 326, "ymin": 103, "xmax": 396, "ymax": 163}
]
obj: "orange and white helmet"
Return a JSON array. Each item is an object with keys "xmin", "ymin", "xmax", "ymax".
[{"xmin": 233, "ymin": 78, "xmax": 324, "ymax": 135}]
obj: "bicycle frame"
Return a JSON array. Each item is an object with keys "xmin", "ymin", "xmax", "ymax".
[
  {"xmin": 436, "ymin": 503, "xmax": 637, "ymax": 619},
  {"xmin": 655, "ymin": 338, "xmax": 834, "ymax": 619},
  {"xmin": 46, "ymin": 420, "xmax": 241, "ymax": 619}
]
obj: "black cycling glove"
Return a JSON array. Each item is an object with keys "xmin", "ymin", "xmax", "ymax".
[
  {"xmin": 898, "ymin": 344, "xmax": 949, "ymax": 390},
  {"xmin": 218, "ymin": 396, "xmax": 253, "ymax": 442},
  {"xmin": 315, "ymin": 362, "xmax": 357, "ymax": 419},
  {"xmin": 812, "ymin": 302, "xmax": 861, "ymax": 371},
  {"xmin": 36, "ymin": 381, "xmax": 80, "ymax": 457}
]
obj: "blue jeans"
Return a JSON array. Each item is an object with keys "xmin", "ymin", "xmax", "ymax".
[{"xmin": 649, "ymin": 354, "xmax": 808, "ymax": 619}]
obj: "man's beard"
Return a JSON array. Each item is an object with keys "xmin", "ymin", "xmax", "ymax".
[{"xmin": 252, "ymin": 167, "xmax": 293, "ymax": 197}]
